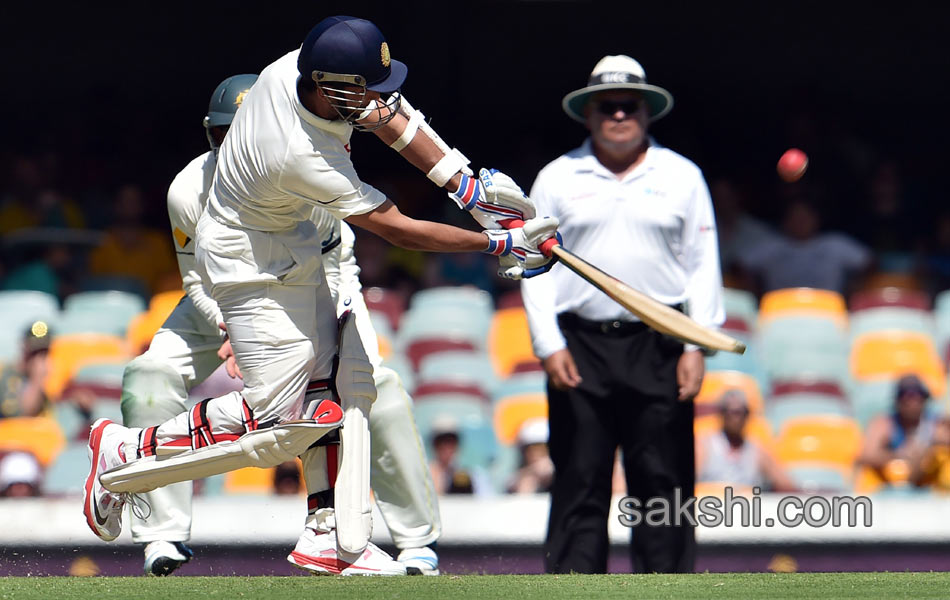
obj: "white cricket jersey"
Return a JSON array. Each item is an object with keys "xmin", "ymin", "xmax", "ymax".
[
  {"xmin": 167, "ymin": 150, "xmax": 224, "ymax": 330},
  {"xmin": 208, "ymin": 50, "xmax": 386, "ymax": 232},
  {"xmin": 521, "ymin": 139, "xmax": 725, "ymax": 359}
]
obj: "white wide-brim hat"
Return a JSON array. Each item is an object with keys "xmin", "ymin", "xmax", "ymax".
[{"xmin": 562, "ymin": 55, "xmax": 674, "ymax": 124}]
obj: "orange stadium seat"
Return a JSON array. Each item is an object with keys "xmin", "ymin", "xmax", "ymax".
[
  {"xmin": 0, "ymin": 416, "xmax": 66, "ymax": 466},
  {"xmin": 127, "ymin": 290, "xmax": 186, "ymax": 354},
  {"xmin": 488, "ymin": 307, "xmax": 541, "ymax": 378},
  {"xmin": 758, "ymin": 288, "xmax": 847, "ymax": 327},
  {"xmin": 224, "ymin": 466, "xmax": 278, "ymax": 494},
  {"xmin": 45, "ymin": 334, "xmax": 130, "ymax": 400},
  {"xmin": 493, "ymin": 392, "xmax": 547, "ymax": 445},
  {"xmin": 775, "ymin": 415, "xmax": 861, "ymax": 467},
  {"xmin": 694, "ymin": 370, "xmax": 764, "ymax": 416},
  {"xmin": 850, "ymin": 331, "xmax": 946, "ymax": 397}
]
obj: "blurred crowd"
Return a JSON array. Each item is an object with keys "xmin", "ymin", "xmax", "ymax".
[{"xmin": 2, "ymin": 108, "xmax": 950, "ymax": 501}]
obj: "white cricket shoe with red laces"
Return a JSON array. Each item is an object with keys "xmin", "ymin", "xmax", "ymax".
[
  {"xmin": 82, "ymin": 418, "xmax": 130, "ymax": 541},
  {"xmin": 287, "ymin": 528, "xmax": 407, "ymax": 576}
]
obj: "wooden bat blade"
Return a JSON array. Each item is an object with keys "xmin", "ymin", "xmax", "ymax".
[{"xmin": 551, "ymin": 246, "xmax": 745, "ymax": 354}]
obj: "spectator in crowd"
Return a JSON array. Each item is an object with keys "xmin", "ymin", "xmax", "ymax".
[
  {"xmin": 0, "ymin": 157, "xmax": 85, "ymax": 235},
  {"xmin": 273, "ymin": 461, "xmax": 302, "ymax": 495},
  {"xmin": 0, "ymin": 451, "xmax": 43, "ymax": 497},
  {"xmin": 0, "ymin": 321, "xmax": 52, "ymax": 419},
  {"xmin": 1, "ymin": 243, "xmax": 73, "ymax": 298},
  {"xmin": 507, "ymin": 417, "xmax": 554, "ymax": 494},
  {"xmin": 696, "ymin": 390, "xmax": 796, "ymax": 492},
  {"xmin": 87, "ymin": 184, "xmax": 178, "ymax": 295},
  {"xmin": 710, "ymin": 177, "xmax": 778, "ymax": 288},
  {"xmin": 428, "ymin": 417, "xmax": 485, "ymax": 496},
  {"xmin": 858, "ymin": 374, "xmax": 938, "ymax": 486},
  {"xmin": 739, "ymin": 195, "xmax": 872, "ymax": 296}
]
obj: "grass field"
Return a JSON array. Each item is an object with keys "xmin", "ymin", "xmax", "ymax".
[{"xmin": 1, "ymin": 573, "xmax": 948, "ymax": 600}]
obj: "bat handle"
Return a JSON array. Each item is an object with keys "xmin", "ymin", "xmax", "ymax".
[{"xmin": 499, "ymin": 218, "xmax": 560, "ymax": 258}]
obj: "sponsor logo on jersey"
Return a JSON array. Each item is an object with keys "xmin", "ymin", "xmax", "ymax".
[
  {"xmin": 380, "ymin": 42, "xmax": 391, "ymax": 67},
  {"xmin": 173, "ymin": 227, "xmax": 191, "ymax": 249}
]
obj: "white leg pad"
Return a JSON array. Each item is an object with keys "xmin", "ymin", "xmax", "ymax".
[
  {"xmin": 100, "ymin": 411, "xmax": 343, "ymax": 494},
  {"xmin": 334, "ymin": 311, "xmax": 374, "ymax": 555}
]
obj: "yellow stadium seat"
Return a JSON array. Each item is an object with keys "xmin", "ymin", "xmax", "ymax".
[
  {"xmin": 0, "ymin": 416, "xmax": 66, "ymax": 466},
  {"xmin": 850, "ymin": 332, "xmax": 946, "ymax": 397},
  {"xmin": 149, "ymin": 290, "xmax": 185, "ymax": 317},
  {"xmin": 759, "ymin": 288, "xmax": 847, "ymax": 327},
  {"xmin": 224, "ymin": 467, "xmax": 277, "ymax": 494},
  {"xmin": 488, "ymin": 307, "xmax": 540, "ymax": 378},
  {"xmin": 695, "ymin": 370, "xmax": 764, "ymax": 415},
  {"xmin": 493, "ymin": 392, "xmax": 547, "ymax": 445},
  {"xmin": 45, "ymin": 334, "xmax": 130, "ymax": 400},
  {"xmin": 775, "ymin": 416, "xmax": 861, "ymax": 467}
]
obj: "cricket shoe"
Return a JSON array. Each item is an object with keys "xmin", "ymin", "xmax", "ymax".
[
  {"xmin": 397, "ymin": 546, "xmax": 440, "ymax": 575},
  {"xmin": 83, "ymin": 419, "xmax": 132, "ymax": 541},
  {"xmin": 287, "ymin": 528, "xmax": 407, "ymax": 576},
  {"xmin": 144, "ymin": 541, "xmax": 194, "ymax": 576}
]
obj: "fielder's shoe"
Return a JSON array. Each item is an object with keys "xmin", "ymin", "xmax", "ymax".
[
  {"xmin": 82, "ymin": 419, "xmax": 130, "ymax": 541},
  {"xmin": 144, "ymin": 541, "xmax": 194, "ymax": 576},
  {"xmin": 397, "ymin": 546, "xmax": 440, "ymax": 575},
  {"xmin": 287, "ymin": 528, "xmax": 406, "ymax": 576}
]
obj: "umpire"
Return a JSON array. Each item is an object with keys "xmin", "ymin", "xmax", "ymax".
[{"xmin": 521, "ymin": 55, "xmax": 724, "ymax": 574}]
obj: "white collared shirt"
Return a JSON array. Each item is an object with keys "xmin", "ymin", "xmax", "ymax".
[
  {"xmin": 208, "ymin": 50, "xmax": 386, "ymax": 232},
  {"xmin": 521, "ymin": 139, "xmax": 725, "ymax": 359}
]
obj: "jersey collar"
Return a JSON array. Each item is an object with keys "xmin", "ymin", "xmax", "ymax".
[{"xmin": 293, "ymin": 77, "xmax": 353, "ymax": 139}]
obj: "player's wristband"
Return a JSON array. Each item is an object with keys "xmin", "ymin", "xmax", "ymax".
[
  {"xmin": 482, "ymin": 230, "xmax": 512, "ymax": 256},
  {"xmin": 448, "ymin": 173, "xmax": 483, "ymax": 211}
]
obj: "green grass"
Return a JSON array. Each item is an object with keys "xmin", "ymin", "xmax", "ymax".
[{"xmin": 1, "ymin": 573, "xmax": 948, "ymax": 600}]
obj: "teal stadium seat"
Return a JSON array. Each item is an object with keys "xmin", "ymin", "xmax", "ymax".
[
  {"xmin": 412, "ymin": 397, "xmax": 491, "ymax": 463},
  {"xmin": 852, "ymin": 380, "xmax": 896, "ymax": 429},
  {"xmin": 849, "ymin": 308, "xmax": 935, "ymax": 342},
  {"xmin": 43, "ymin": 442, "xmax": 89, "ymax": 496},
  {"xmin": 409, "ymin": 286, "xmax": 494, "ymax": 318},
  {"xmin": 395, "ymin": 307, "xmax": 491, "ymax": 352},
  {"xmin": 492, "ymin": 371, "xmax": 547, "ymax": 404},
  {"xmin": 0, "ymin": 290, "xmax": 60, "ymax": 362},
  {"xmin": 756, "ymin": 316, "xmax": 850, "ymax": 386},
  {"xmin": 60, "ymin": 291, "xmax": 146, "ymax": 337},
  {"xmin": 722, "ymin": 288, "xmax": 759, "ymax": 327},
  {"xmin": 416, "ymin": 351, "xmax": 499, "ymax": 394},
  {"xmin": 766, "ymin": 394, "xmax": 851, "ymax": 431}
]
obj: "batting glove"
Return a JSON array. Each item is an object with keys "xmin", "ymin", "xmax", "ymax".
[
  {"xmin": 483, "ymin": 216, "xmax": 561, "ymax": 280},
  {"xmin": 449, "ymin": 168, "xmax": 537, "ymax": 229}
]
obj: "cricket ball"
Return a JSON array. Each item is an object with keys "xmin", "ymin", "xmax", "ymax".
[{"xmin": 777, "ymin": 148, "xmax": 808, "ymax": 182}]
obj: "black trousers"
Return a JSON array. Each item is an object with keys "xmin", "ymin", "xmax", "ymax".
[{"xmin": 543, "ymin": 313, "xmax": 696, "ymax": 574}]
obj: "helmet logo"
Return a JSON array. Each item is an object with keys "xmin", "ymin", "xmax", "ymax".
[
  {"xmin": 235, "ymin": 89, "xmax": 249, "ymax": 107},
  {"xmin": 380, "ymin": 42, "xmax": 391, "ymax": 68}
]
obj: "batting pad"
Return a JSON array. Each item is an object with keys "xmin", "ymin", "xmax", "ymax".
[{"xmin": 100, "ymin": 415, "xmax": 343, "ymax": 494}]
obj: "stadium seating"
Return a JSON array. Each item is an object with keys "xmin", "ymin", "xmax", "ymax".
[
  {"xmin": 409, "ymin": 286, "xmax": 494, "ymax": 318},
  {"xmin": 766, "ymin": 394, "xmax": 851, "ymax": 431},
  {"xmin": 849, "ymin": 307, "xmax": 935, "ymax": 342},
  {"xmin": 363, "ymin": 287, "xmax": 406, "ymax": 331},
  {"xmin": 775, "ymin": 415, "xmax": 862, "ymax": 468},
  {"xmin": 0, "ymin": 416, "xmax": 66, "ymax": 466},
  {"xmin": 395, "ymin": 307, "xmax": 491, "ymax": 352},
  {"xmin": 757, "ymin": 316, "xmax": 850, "ymax": 385},
  {"xmin": 367, "ymin": 310, "xmax": 394, "ymax": 361},
  {"xmin": 722, "ymin": 287, "xmax": 759, "ymax": 328},
  {"xmin": 412, "ymin": 397, "xmax": 494, "ymax": 468},
  {"xmin": 493, "ymin": 392, "xmax": 547, "ymax": 445},
  {"xmin": 224, "ymin": 466, "xmax": 278, "ymax": 495},
  {"xmin": 492, "ymin": 371, "xmax": 547, "ymax": 402},
  {"xmin": 488, "ymin": 307, "xmax": 541, "ymax": 378},
  {"xmin": 61, "ymin": 290, "xmax": 146, "ymax": 336},
  {"xmin": 694, "ymin": 414, "xmax": 774, "ymax": 450},
  {"xmin": 405, "ymin": 338, "xmax": 477, "ymax": 372},
  {"xmin": 695, "ymin": 371, "xmax": 765, "ymax": 417},
  {"xmin": 416, "ymin": 351, "xmax": 499, "ymax": 395},
  {"xmin": 758, "ymin": 288, "xmax": 848, "ymax": 327},
  {"xmin": 784, "ymin": 462, "xmax": 852, "ymax": 492},
  {"xmin": 850, "ymin": 332, "xmax": 946, "ymax": 397},
  {"xmin": 851, "ymin": 380, "xmax": 898, "ymax": 429},
  {"xmin": 45, "ymin": 333, "xmax": 130, "ymax": 399},
  {"xmin": 850, "ymin": 287, "xmax": 930, "ymax": 312},
  {"xmin": 43, "ymin": 442, "xmax": 88, "ymax": 496},
  {"xmin": 0, "ymin": 289, "xmax": 59, "ymax": 362}
]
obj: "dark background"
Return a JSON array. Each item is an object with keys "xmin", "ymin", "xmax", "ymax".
[{"xmin": 2, "ymin": 0, "xmax": 947, "ymax": 244}]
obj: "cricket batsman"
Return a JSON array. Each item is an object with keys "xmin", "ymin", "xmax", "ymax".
[{"xmin": 84, "ymin": 15, "xmax": 558, "ymax": 575}]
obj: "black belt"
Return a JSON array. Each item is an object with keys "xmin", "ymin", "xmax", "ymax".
[{"xmin": 557, "ymin": 305, "xmax": 683, "ymax": 336}]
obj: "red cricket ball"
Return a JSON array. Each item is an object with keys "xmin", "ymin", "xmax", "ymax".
[{"xmin": 777, "ymin": 148, "xmax": 808, "ymax": 182}]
